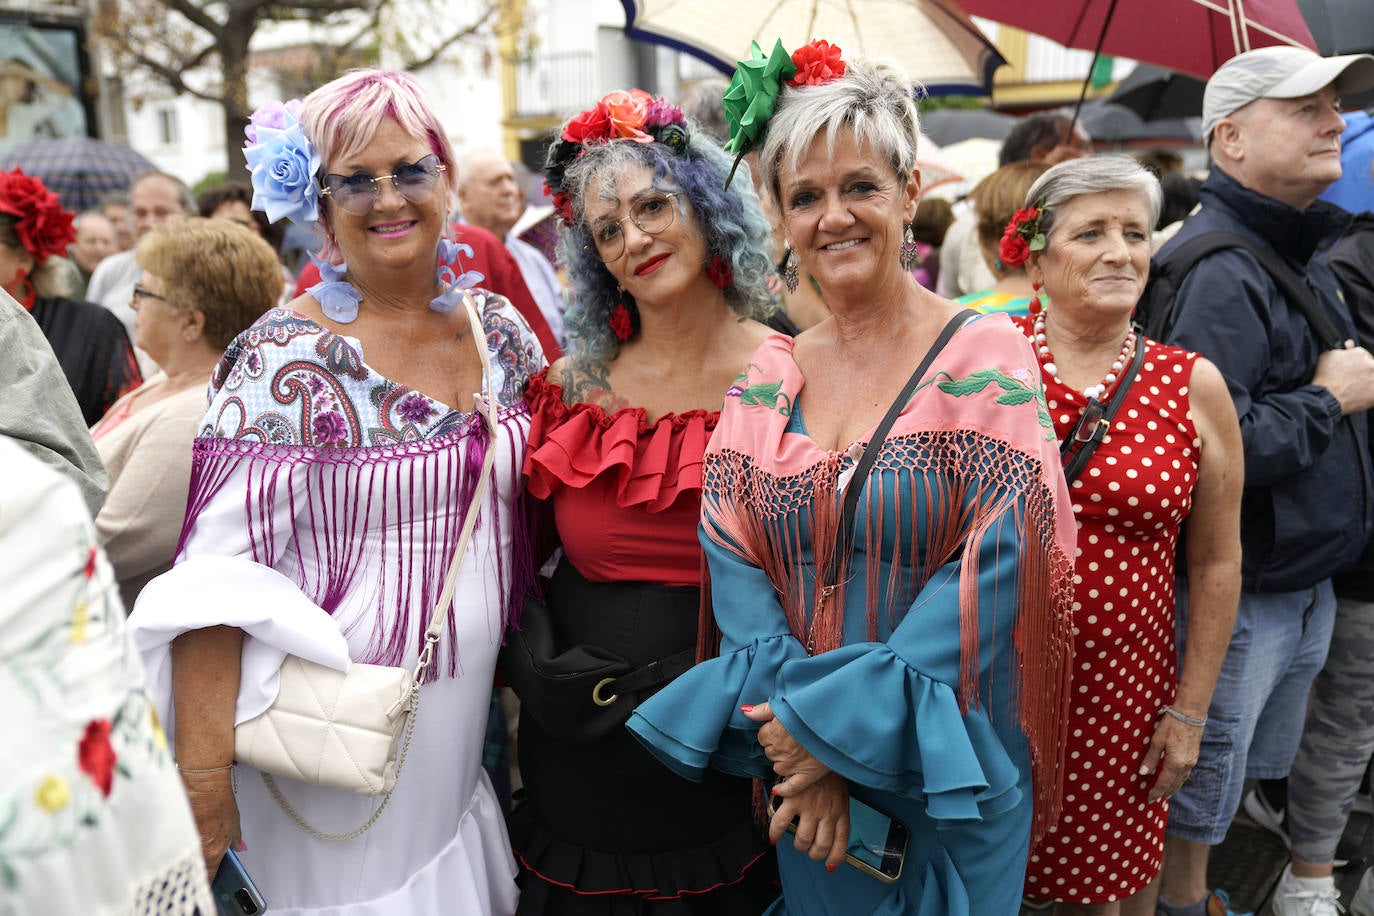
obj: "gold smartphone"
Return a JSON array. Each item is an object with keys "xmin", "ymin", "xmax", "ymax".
[{"xmin": 767, "ymin": 790, "xmax": 909, "ymax": 883}]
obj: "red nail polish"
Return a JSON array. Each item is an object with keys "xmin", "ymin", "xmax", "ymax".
[
  {"xmin": 770, "ymin": 835, "xmax": 777, "ymax": 845},
  {"xmin": 826, "ymin": 863, "xmax": 838, "ymax": 873},
  {"xmin": 739, "ymin": 705, "xmax": 754, "ymax": 713}
]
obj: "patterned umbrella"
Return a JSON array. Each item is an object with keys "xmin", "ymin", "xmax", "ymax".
[
  {"xmin": 620, "ymin": 0, "xmax": 1006, "ymax": 94},
  {"xmin": 0, "ymin": 137, "xmax": 158, "ymax": 214}
]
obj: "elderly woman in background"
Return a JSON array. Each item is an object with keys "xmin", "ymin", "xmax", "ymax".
[
  {"xmin": 127, "ymin": 69, "xmax": 542, "ymax": 914},
  {"xmin": 628, "ymin": 43, "xmax": 1076, "ymax": 914},
  {"xmin": 507, "ymin": 88, "xmax": 778, "ymax": 914},
  {"xmin": 0, "ymin": 168, "xmax": 140, "ymax": 423},
  {"xmin": 1008, "ymin": 157, "xmax": 1242, "ymax": 915},
  {"xmin": 954, "ymin": 161, "xmax": 1047, "ymax": 316},
  {"xmin": 91, "ymin": 218, "xmax": 279, "ymax": 608}
]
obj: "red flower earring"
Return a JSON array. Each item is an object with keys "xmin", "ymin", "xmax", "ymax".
[{"xmin": 706, "ymin": 255, "xmax": 733, "ymax": 290}]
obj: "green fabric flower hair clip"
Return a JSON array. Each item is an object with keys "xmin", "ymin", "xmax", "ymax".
[{"xmin": 722, "ymin": 38, "xmax": 847, "ymax": 189}]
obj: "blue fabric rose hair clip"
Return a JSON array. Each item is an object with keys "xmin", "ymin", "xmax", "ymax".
[{"xmin": 243, "ymin": 100, "xmax": 321, "ymax": 231}]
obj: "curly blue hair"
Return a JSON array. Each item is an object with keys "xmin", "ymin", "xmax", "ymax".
[{"xmin": 554, "ymin": 128, "xmax": 775, "ymax": 364}]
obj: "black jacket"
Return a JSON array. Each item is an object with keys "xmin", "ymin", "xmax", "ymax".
[
  {"xmin": 1158, "ymin": 168, "xmax": 1372, "ymax": 592},
  {"xmin": 1326, "ymin": 212, "xmax": 1374, "ymax": 600}
]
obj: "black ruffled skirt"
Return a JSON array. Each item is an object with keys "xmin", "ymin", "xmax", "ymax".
[{"xmin": 508, "ymin": 561, "xmax": 777, "ymax": 915}]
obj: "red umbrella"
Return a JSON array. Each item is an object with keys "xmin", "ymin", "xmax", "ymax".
[{"xmin": 955, "ymin": 0, "xmax": 1318, "ymax": 80}]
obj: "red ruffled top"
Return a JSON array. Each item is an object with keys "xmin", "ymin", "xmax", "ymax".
[{"xmin": 523, "ymin": 370, "xmax": 717, "ymax": 588}]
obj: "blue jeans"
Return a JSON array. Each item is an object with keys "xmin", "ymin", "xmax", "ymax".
[{"xmin": 1166, "ymin": 577, "xmax": 1336, "ymax": 845}]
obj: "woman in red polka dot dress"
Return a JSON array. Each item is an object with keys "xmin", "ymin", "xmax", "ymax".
[{"xmin": 1007, "ymin": 158, "xmax": 1244, "ymax": 915}]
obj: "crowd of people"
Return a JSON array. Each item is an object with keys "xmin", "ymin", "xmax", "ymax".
[{"xmin": 4, "ymin": 32, "xmax": 1374, "ymax": 916}]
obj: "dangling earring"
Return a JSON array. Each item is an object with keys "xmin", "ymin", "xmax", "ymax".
[
  {"xmin": 781, "ymin": 247, "xmax": 799, "ymax": 294},
  {"xmin": 609, "ymin": 287, "xmax": 638, "ymax": 342},
  {"xmin": 7, "ymin": 268, "xmax": 35, "ymax": 310},
  {"xmin": 899, "ymin": 225, "xmax": 920, "ymax": 271},
  {"xmin": 1028, "ymin": 280, "xmax": 1044, "ymax": 316}
]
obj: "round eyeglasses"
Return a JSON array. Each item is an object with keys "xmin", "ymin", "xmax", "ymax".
[
  {"xmin": 589, "ymin": 192, "xmax": 681, "ymax": 262},
  {"xmin": 319, "ymin": 154, "xmax": 447, "ymax": 215}
]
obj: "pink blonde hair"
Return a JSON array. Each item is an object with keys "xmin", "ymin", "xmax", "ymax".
[{"xmin": 299, "ymin": 69, "xmax": 456, "ymax": 261}]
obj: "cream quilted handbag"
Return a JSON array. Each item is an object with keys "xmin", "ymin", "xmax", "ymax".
[
  {"xmin": 233, "ymin": 657, "xmax": 418, "ymax": 796},
  {"xmin": 232, "ymin": 295, "xmax": 495, "ymax": 841}
]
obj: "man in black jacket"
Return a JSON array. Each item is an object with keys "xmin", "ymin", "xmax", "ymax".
[{"xmin": 1153, "ymin": 47, "xmax": 1374, "ymax": 916}]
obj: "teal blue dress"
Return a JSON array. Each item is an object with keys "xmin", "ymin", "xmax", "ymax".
[{"xmin": 627, "ymin": 325, "xmax": 1076, "ymax": 915}]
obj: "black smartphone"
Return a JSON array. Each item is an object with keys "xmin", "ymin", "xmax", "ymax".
[
  {"xmin": 212, "ymin": 849, "xmax": 267, "ymax": 916},
  {"xmin": 767, "ymin": 790, "xmax": 910, "ymax": 883}
]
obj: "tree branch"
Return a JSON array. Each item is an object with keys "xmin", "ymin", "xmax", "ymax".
[
  {"xmin": 156, "ymin": 0, "xmax": 225, "ymax": 36},
  {"xmin": 402, "ymin": 5, "xmax": 496, "ymax": 70}
]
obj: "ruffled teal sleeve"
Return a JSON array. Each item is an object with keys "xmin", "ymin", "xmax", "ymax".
[
  {"xmin": 628, "ymin": 522, "xmax": 807, "ymax": 780},
  {"xmin": 630, "ymin": 488, "xmax": 1029, "ymax": 828},
  {"xmin": 767, "ymin": 503, "xmax": 1027, "ymax": 823}
]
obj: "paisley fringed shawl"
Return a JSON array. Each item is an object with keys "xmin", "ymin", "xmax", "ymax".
[
  {"xmin": 174, "ymin": 303, "xmax": 541, "ymax": 682},
  {"xmin": 699, "ymin": 322, "xmax": 1076, "ymax": 840}
]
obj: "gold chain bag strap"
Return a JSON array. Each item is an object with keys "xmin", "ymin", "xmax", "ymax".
[{"xmin": 234, "ymin": 294, "xmax": 497, "ymax": 841}]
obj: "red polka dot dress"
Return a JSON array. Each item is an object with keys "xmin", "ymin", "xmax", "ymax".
[{"xmin": 1015, "ymin": 318, "xmax": 1202, "ymax": 903}]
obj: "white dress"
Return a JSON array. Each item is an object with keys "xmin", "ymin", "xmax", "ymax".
[{"xmin": 128, "ymin": 295, "xmax": 542, "ymax": 915}]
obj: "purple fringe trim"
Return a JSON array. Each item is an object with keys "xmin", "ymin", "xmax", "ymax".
[{"xmin": 177, "ymin": 404, "xmax": 534, "ymax": 683}]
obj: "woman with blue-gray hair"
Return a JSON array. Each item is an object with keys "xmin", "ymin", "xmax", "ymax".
[{"xmin": 504, "ymin": 88, "xmax": 779, "ymax": 914}]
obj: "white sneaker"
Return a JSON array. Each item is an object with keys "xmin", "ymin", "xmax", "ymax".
[
  {"xmin": 1269, "ymin": 871, "xmax": 1345, "ymax": 916},
  {"xmin": 1350, "ymin": 868, "xmax": 1374, "ymax": 916}
]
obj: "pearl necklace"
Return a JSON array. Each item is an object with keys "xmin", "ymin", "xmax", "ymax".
[{"xmin": 1033, "ymin": 309, "xmax": 1137, "ymax": 401}]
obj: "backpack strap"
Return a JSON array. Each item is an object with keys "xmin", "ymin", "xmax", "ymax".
[{"xmin": 1151, "ymin": 230, "xmax": 1345, "ymax": 349}]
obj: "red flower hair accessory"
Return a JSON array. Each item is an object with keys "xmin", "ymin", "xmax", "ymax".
[
  {"xmin": 0, "ymin": 169, "xmax": 76, "ymax": 263},
  {"xmin": 545, "ymin": 90, "xmax": 689, "ymax": 225},
  {"xmin": 998, "ymin": 204, "xmax": 1045, "ymax": 270},
  {"xmin": 788, "ymin": 40, "xmax": 846, "ymax": 87}
]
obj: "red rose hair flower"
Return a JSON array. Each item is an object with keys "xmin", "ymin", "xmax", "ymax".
[
  {"xmin": 562, "ymin": 102, "xmax": 613, "ymax": 146},
  {"xmin": 78, "ymin": 719, "xmax": 118, "ymax": 797},
  {"xmin": 788, "ymin": 40, "xmax": 846, "ymax": 88},
  {"xmin": 0, "ymin": 169, "xmax": 76, "ymax": 263},
  {"xmin": 998, "ymin": 205, "xmax": 1044, "ymax": 270}
]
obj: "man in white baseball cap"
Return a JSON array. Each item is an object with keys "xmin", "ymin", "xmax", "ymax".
[{"xmin": 1153, "ymin": 43, "xmax": 1374, "ymax": 916}]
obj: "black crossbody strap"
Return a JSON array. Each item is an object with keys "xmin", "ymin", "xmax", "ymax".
[
  {"xmin": 1166, "ymin": 230, "xmax": 1344, "ymax": 349},
  {"xmin": 603, "ymin": 648, "xmax": 696, "ymax": 697},
  {"xmin": 1060, "ymin": 335, "xmax": 1147, "ymax": 485},
  {"xmin": 823, "ymin": 309, "xmax": 977, "ymax": 589}
]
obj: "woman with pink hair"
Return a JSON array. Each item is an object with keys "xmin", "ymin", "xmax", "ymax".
[{"xmin": 128, "ymin": 69, "xmax": 541, "ymax": 914}]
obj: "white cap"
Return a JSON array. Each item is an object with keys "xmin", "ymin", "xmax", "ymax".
[{"xmin": 1202, "ymin": 46, "xmax": 1374, "ymax": 139}]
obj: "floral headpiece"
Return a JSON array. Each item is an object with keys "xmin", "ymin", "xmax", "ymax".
[
  {"xmin": 542, "ymin": 89, "xmax": 688, "ymax": 225},
  {"xmin": 998, "ymin": 204, "xmax": 1046, "ymax": 270},
  {"xmin": 0, "ymin": 168, "xmax": 76, "ymax": 263},
  {"xmin": 721, "ymin": 38, "xmax": 847, "ymax": 187},
  {"xmin": 243, "ymin": 98, "xmax": 322, "ymax": 231}
]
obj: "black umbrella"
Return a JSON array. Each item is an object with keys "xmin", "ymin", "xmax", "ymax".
[
  {"xmin": 1079, "ymin": 100, "xmax": 1201, "ymax": 145},
  {"xmin": 918, "ymin": 108, "xmax": 1017, "ymax": 147},
  {"xmin": 1108, "ymin": 64, "xmax": 1206, "ymax": 121},
  {"xmin": 1299, "ymin": 0, "xmax": 1374, "ymax": 107}
]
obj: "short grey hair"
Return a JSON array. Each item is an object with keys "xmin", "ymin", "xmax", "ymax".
[
  {"xmin": 1025, "ymin": 155, "xmax": 1163, "ymax": 242},
  {"xmin": 758, "ymin": 57, "xmax": 921, "ymax": 204}
]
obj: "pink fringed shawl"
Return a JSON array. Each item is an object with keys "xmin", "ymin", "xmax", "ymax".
[
  {"xmin": 174, "ymin": 303, "xmax": 541, "ymax": 682},
  {"xmin": 700, "ymin": 318, "xmax": 1076, "ymax": 840}
]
